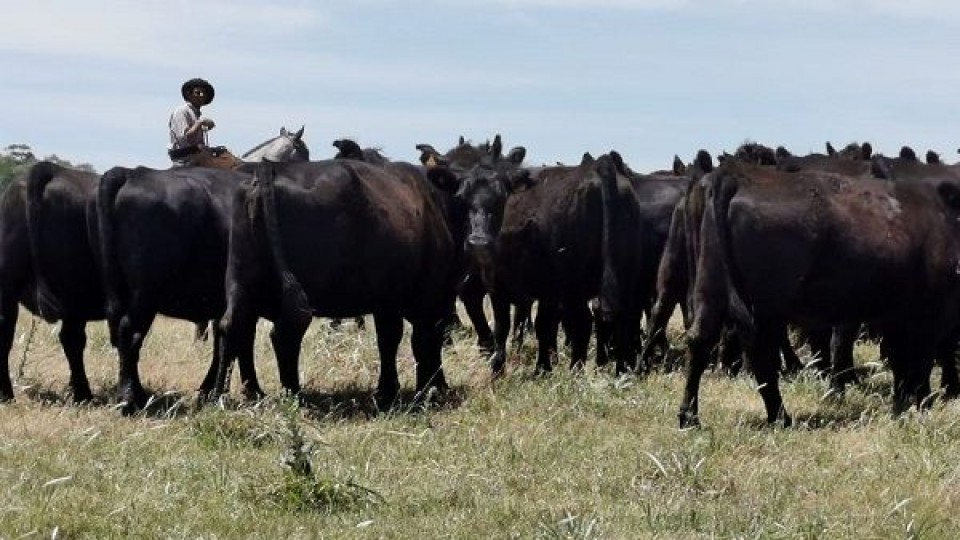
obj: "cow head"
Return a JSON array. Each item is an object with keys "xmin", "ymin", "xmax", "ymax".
[
  {"xmin": 421, "ymin": 137, "xmax": 528, "ymax": 283},
  {"xmin": 332, "ymin": 138, "xmax": 364, "ymax": 160},
  {"xmin": 333, "ymin": 138, "xmax": 389, "ymax": 165}
]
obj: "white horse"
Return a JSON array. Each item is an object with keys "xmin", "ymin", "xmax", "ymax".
[{"xmin": 241, "ymin": 126, "xmax": 309, "ymax": 162}]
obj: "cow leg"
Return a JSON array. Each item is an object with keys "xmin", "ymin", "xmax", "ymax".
[
  {"xmin": 511, "ymin": 299, "xmax": 533, "ymax": 351},
  {"xmin": 886, "ymin": 329, "xmax": 935, "ymax": 415},
  {"xmin": 233, "ymin": 320, "xmax": 263, "ymax": 401},
  {"xmin": 717, "ymin": 326, "xmax": 743, "ymax": 376},
  {"xmin": 677, "ymin": 298, "xmax": 727, "ymax": 429},
  {"xmin": 372, "ymin": 312, "xmax": 403, "ymax": 409},
  {"xmin": 459, "ymin": 275, "xmax": 493, "ymax": 352},
  {"xmin": 562, "ymin": 302, "xmax": 593, "ymax": 371},
  {"xmin": 269, "ymin": 321, "xmax": 307, "ymax": 397},
  {"xmin": 805, "ymin": 325, "xmax": 832, "ymax": 375},
  {"xmin": 829, "ymin": 323, "xmax": 859, "ymax": 395},
  {"xmin": 779, "ymin": 326, "xmax": 802, "ymax": 376},
  {"xmin": 59, "ymin": 319, "xmax": 93, "ymax": 403},
  {"xmin": 203, "ymin": 316, "xmax": 263, "ymax": 401},
  {"xmin": 935, "ymin": 328, "xmax": 960, "ymax": 399},
  {"xmin": 489, "ymin": 293, "xmax": 512, "ymax": 377},
  {"xmin": 533, "ymin": 302, "xmax": 560, "ymax": 374},
  {"xmin": 749, "ymin": 320, "xmax": 791, "ymax": 427},
  {"xmin": 215, "ymin": 302, "xmax": 260, "ymax": 398},
  {"xmin": 115, "ymin": 309, "xmax": 155, "ymax": 412},
  {"xmin": 0, "ymin": 293, "xmax": 18, "ymax": 401},
  {"xmin": 592, "ymin": 302, "xmax": 611, "ymax": 368},
  {"xmin": 199, "ymin": 322, "xmax": 224, "ymax": 397},
  {"xmin": 410, "ymin": 317, "xmax": 448, "ymax": 400},
  {"xmin": 639, "ymin": 297, "xmax": 677, "ymax": 372}
]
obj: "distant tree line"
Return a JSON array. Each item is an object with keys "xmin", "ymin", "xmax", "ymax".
[{"xmin": 0, "ymin": 144, "xmax": 96, "ymax": 193}]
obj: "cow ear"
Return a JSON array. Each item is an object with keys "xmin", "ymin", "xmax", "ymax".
[
  {"xmin": 416, "ymin": 144, "xmax": 442, "ymax": 167},
  {"xmin": 695, "ymin": 150, "xmax": 714, "ymax": 173},
  {"xmin": 861, "ymin": 142, "xmax": 873, "ymax": 159},
  {"xmin": 490, "ymin": 134, "xmax": 503, "ymax": 158},
  {"xmin": 427, "ymin": 166, "xmax": 459, "ymax": 193},
  {"xmin": 609, "ymin": 151, "xmax": 631, "ymax": 176},
  {"xmin": 673, "ymin": 155, "xmax": 686, "ymax": 175},
  {"xmin": 506, "ymin": 146, "xmax": 526, "ymax": 165},
  {"xmin": 938, "ymin": 182, "xmax": 960, "ymax": 211},
  {"xmin": 826, "ymin": 142, "xmax": 836, "ymax": 156}
]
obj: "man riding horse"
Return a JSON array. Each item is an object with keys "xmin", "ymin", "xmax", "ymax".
[{"xmin": 167, "ymin": 78, "xmax": 241, "ymax": 169}]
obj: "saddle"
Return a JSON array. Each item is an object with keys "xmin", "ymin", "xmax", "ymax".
[{"xmin": 192, "ymin": 146, "xmax": 244, "ymax": 170}]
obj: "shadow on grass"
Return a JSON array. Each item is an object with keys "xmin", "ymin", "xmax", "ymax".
[
  {"xmin": 19, "ymin": 383, "xmax": 114, "ymax": 409},
  {"xmin": 734, "ymin": 409, "xmax": 877, "ymax": 432},
  {"xmin": 298, "ymin": 383, "xmax": 469, "ymax": 422}
]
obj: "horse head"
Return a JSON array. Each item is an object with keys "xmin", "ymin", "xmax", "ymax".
[{"xmin": 242, "ymin": 126, "xmax": 310, "ymax": 162}]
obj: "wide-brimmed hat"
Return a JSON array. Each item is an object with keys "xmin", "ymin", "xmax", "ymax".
[{"xmin": 181, "ymin": 78, "xmax": 215, "ymax": 105}]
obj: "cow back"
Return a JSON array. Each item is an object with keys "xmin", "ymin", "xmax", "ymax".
[
  {"xmin": 234, "ymin": 160, "xmax": 456, "ymax": 319},
  {"xmin": 0, "ymin": 163, "xmax": 102, "ymax": 321},
  {"xmin": 495, "ymin": 160, "xmax": 642, "ymax": 304},
  {"xmin": 98, "ymin": 166, "xmax": 251, "ymax": 321}
]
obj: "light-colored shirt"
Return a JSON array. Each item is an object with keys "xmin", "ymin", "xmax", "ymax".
[{"xmin": 168, "ymin": 102, "xmax": 204, "ymax": 150}]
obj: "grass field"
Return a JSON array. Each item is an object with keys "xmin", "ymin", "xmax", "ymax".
[{"xmin": 1, "ymin": 308, "xmax": 959, "ymax": 539}]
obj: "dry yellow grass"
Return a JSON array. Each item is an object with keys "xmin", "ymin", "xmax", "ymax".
[{"xmin": 2, "ymin": 308, "xmax": 960, "ymax": 538}]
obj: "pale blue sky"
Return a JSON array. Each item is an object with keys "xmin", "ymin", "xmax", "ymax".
[{"xmin": 2, "ymin": 0, "xmax": 959, "ymax": 172}]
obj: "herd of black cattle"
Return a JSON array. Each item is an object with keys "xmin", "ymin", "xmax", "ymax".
[{"xmin": 3, "ymin": 133, "xmax": 960, "ymax": 428}]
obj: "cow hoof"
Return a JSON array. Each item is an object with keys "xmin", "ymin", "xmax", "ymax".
[
  {"xmin": 243, "ymin": 386, "xmax": 266, "ymax": 402},
  {"xmin": 489, "ymin": 351, "xmax": 506, "ymax": 377},
  {"xmin": 678, "ymin": 410, "xmax": 701, "ymax": 430},
  {"xmin": 72, "ymin": 389, "xmax": 94, "ymax": 404},
  {"xmin": 117, "ymin": 387, "xmax": 149, "ymax": 415},
  {"xmin": 375, "ymin": 390, "xmax": 400, "ymax": 412},
  {"xmin": 477, "ymin": 337, "xmax": 495, "ymax": 354},
  {"xmin": 195, "ymin": 388, "xmax": 221, "ymax": 406}
]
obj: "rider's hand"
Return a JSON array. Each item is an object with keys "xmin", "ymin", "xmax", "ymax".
[{"xmin": 199, "ymin": 118, "xmax": 216, "ymax": 130}]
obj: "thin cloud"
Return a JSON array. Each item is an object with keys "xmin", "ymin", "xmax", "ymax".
[{"xmin": 0, "ymin": 1, "xmax": 327, "ymax": 67}]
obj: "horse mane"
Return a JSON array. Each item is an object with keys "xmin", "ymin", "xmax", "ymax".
[{"xmin": 241, "ymin": 135, "xmax": 279, "ymax": 159}]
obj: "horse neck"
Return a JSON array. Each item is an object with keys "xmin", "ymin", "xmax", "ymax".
[{"xmin": 243, "ymin": 139, "xmax": 288, "ymax": 162}]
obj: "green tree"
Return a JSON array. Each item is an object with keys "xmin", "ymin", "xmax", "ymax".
[{"xmin": 0, "ymin": 144, "xmax": 97, "ymax": 194}]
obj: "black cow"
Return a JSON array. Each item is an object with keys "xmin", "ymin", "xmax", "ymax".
[
  {"xmin": 332, "ymin": 138, "xmax": 390, "ymax": 166},
  {"xmin": 215, "ymin": 159, "xmax": 465, "ymax": 408},
  {"xmin": 0, "ymin": 162, "xmax": 101, "ymax": 402},
  {"xmin": 416, "ymin": 136, "xmax": 530, "ymax": 354},
  {"xmin": 97, "ymin": 167, "xmax": 260, "ymax": 410},
  {"xmin": 642, "ymin": 144, "xmax": 879, "ymax": 378},
  {"xmin": 591, "ymin": 154, "xmax": 688, "ymax": 366},
  {"xmin": 679, "ymin": 160, "xmax": 960, "ymax": 427},
  {"xmin": 438, "ymin": 151, "xmax": 645, "ymax": 375},
  {"xmin": 96, "ymin": 136, "xmax": 310, "ymax": 411}
]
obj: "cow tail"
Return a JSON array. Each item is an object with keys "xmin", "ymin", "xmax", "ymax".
[
  {"xmin": 256, "ymin": 162, "xmax": 312, "ymax": 322},
  {"xmin": 25, "ymin": 161, "xmax": 63, "ymax": 321},
  {"xmin": 595, "ymin": 153, "xmax": 620, "ymax": 320},
  {"xmin": 710, "ymin": 170, "xmax": 755, "ymax": 341},
  {"xmin": 96, "ymin": 167, "xmax": 128, "ymax": 346}
]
